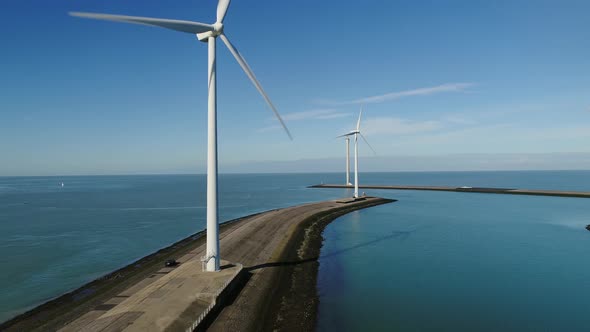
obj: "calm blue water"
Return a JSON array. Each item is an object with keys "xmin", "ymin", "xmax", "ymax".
[
  {"xmin": 1, "ymin": 171, "xmax": 589, "ymax": 330},
  {"xmin": 0, "ymin": 173, "xmax": 343, "ymax": 322},
  {"xmin": 317, "ymin": 171, "xmax": 590, "ymax": 331}
]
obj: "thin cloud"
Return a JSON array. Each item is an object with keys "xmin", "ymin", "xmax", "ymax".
[
  {"xmin": 363, "ymin": 117, "xmax": 442, "ymax": 136},
  {"xmin": 443, "ymin": 115, "xmax": 477, "ymax": 125},
  {"xmin": 281, "ymin": 109, "xmax": 350, "ymax": 121},
  {"xmin": 257, "ymin": 124, "xmax": 281, "ymax": 133},
  {"xmin": 314, "ymin": 112, "xmax": 351, "ymax": 120},
  {"xmin": 319, "ymin": 83, "xmax": 475, "ymax": 106},
  {"xmin": 388, "ymin": 123, "xmax": 590, "ymax": 155},
  {"xmin": 259, "ymin": 109, "xmax": 351, "ymax": 132}
]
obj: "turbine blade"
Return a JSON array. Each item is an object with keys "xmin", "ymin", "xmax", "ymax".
[
  {"xmin": 69, "ymin": 12, "xmax": 214, "ymax": 34},
  {"xmin": 217, "ymin": 0, "xmax": 231, "ymax": 23},
  {"xmin": 356, "ymin": 105, "xmax": 363, "ymax": 131},
  {"xmin": 336, "ymin": 133, "xmax": 353, "ymax": 138},
  {"xmin": 220, "ymin": 34, "xmax": 293, "ymax": 140},
  {"xmin": 360, "ymin": 133, "xmax": 377, "ymax": 155}
]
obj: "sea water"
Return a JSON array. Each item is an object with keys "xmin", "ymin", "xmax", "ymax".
[
  {"xmin": 1, "ymin": 171, "xmax": 589, "ymax": 330},
  {"xmin": 0, "ymin": 173, "xmax": 342, "ymax": 322},
  {"xmin": 316, "ymin": 171, "xmax": 590, "ymax": 331}
]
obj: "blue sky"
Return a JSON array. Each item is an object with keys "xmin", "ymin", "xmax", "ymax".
[{"xmin": 1, "ymin": 0, "xmax": 589, "ymax": 175}]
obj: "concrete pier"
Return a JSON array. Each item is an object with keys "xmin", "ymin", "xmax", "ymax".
[
  {"xmin": 58, "ymin": 261, "xmax": 242, "ymax": 332},
  {"xmin": 310, "ymin": 184, "xmax": 590, "ymax": 198}
]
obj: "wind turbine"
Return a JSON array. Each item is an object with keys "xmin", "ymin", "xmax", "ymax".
[
  {"xmin": 70, "ymin": 0, "xmax": 292, "ymax": 272},
  {"xmin": 337, "ymin": 106, "xmax": 375, "ymax": 198}
]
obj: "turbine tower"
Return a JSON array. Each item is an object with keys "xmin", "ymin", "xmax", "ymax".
[
  {"xmin": 344, "ymin": 137, "xmax": 352, "ymax": 186},
  {"xmin": 337, "ymin": 106, "xmax": 375, "ymax": 198},
  {"xmin": 70, "ymin": 0, "xmax": 291, "ymax": 272}
]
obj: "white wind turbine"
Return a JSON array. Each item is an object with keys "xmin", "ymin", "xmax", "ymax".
[
  {"xmin": 70, "ymin": 0, "xmax": 292, "ymax": 272},
  {"xmin": 337, "ymin": 106, "xmax": 375, "ymax": 198}
]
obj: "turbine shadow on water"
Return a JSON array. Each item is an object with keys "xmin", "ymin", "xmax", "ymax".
[
  {"xmin": 246, "ymin": 229, "xmax": 417, "ymax": 272},
  {"xmin": 320, "ymin": 230, "xmax": 415, "ymax": 260}
]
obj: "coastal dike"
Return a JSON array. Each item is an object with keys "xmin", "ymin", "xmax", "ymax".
[
  {"xmin": 310, "ymin": 184, "xmax": 590, "ymax": 199},
  {"xmin": 1, "ymin": 197, "xmax": 394, "ymax": 332}
]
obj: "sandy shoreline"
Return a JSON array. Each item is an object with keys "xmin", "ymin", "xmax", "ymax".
[{"xmin": 1, "ymin": 197, "xmax": 394, "ymax": 331}]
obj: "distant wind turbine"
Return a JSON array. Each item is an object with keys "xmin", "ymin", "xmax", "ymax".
[
  {"xmin": 70, "ymin": 0, "xmax": 292, "ymax": 272},
  {"xmin": 337, "ymin": 106, "xmax": 375, "ymax": 198}
]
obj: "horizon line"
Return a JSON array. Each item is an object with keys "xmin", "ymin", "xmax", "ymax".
[{"xmin": 2, "ymin": 168, "xmax": 590, "ymax": 178}]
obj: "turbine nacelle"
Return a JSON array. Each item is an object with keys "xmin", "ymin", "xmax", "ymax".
[{"xmin": 197, "ymin": 22, "xmax": 224, "ymax": 42}]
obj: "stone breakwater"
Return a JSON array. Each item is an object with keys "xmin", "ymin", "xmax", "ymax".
[{"xmin": 311, "ymin": 184, "xmax": 590, "ymax": 199}]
